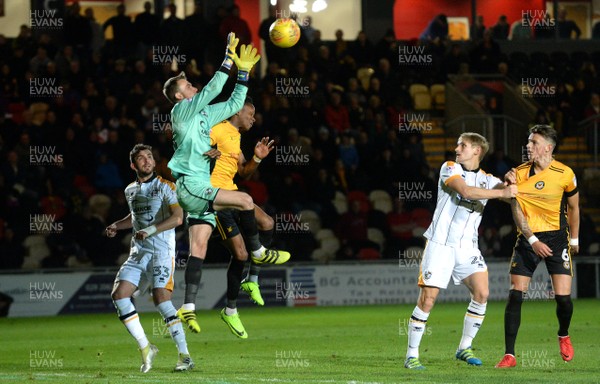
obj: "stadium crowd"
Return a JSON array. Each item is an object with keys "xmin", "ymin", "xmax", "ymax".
[{"xmin": 0, "ymin": 4, "xmax": 598, "ymax": 269}]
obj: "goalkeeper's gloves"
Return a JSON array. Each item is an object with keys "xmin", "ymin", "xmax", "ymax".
[
  {"xmin": 221, "ymin": 32, "xmax": 239, "ymax": 71},
  {"xmin": 233, "ymin": 44, "xmax": 261, "ymax": 83}
]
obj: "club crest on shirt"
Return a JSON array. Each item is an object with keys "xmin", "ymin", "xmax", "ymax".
[
  {"xmin": 479, "ymin": 181, "xmax": 487, "ymax": 189},
  {"xmin": 535, "ymin": 181, "xmax": 545, "ymax": 190},
  {"xmin": 203, "ymin": 188, "xmax": 213, "ymax": 197}
]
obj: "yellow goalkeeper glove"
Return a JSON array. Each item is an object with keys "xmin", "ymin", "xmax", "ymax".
[
  {"xmin": 222, "ymin": 32, "xmax": 239, "ymax": 71},
  {"xmin": 234, "ymin": 44, "xmax": 261, "ymax": 82}
]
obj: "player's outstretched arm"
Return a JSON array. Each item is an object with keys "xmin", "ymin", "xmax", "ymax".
[
  {"xmin": 135, "ymin": 204, "xmax": 184, "ymax": 240},
  {"xmin": 447, "ymin": 177, "xmax": 517, "ymax": 200},
  {"xmin": 511, "ymin": 199, "xmax": 552, "ymax": 257},
  {"xmin": 105, "ymin": 213, "xmax": 133, "ymax": 237},
  {"xmin": 238, "ymin": 137, "xmax": 274, "ymax": 179},
  {"xmin": 172, "ymin": 32, "xmax": 240, "ymax": 122}
]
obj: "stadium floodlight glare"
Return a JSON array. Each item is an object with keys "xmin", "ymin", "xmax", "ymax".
[
  {"xmin": 270, "ymin": 0, "xmax": 277, "ymax": 6},
  {"xmin": 289, "ymin": 0, "xmax": 308, "ymax": 13},
  {"xmin": 312, "ymin": 0, "xmax": 327, "ymax": 12}
]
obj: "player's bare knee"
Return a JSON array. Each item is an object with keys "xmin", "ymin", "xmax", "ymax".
[
  {"xmin": 418, "ymin": 291, "xmax": 437, "ymax": 312},
  {"xmin": 233, "ymin": 246, "xmax": 248, "ymax": 262},
  {"xmin": 239, "ymin": 192, "xmax": 254, "ymax": 210},
  {"xmin": 472, "ymin": 290, "xmax": 489, "ymax": 304},
  {"xmin": 258, "ymin": 215, "xmax": 274, "ymax": 231},
  {"xmin": 152, "ymin": 288, "xmax": 171, "ymax": 305}
]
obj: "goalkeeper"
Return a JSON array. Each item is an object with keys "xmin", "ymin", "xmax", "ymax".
[{"xmin": 163, "ymin": 33, "xmax": 290, "ymax": 334}]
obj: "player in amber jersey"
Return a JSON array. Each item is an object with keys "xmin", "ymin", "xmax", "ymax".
[
  {"xmin": 404, "ymin": 133, "xmax": 518, "ymax": 370},
  {"xmin": 208, "ymin": 97, "xmax": 283, "ymax": 339},
  {"xmin": 496, "ymin": 125, "xmax": 579, "ymax": 368}
]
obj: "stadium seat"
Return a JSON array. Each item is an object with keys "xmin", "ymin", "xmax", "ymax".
[
  {"xmin": 357, "ymin": 67, "xmax": 375, "ymax": 91},
  {"xmin": 373, "ymin": 199, "xmax": 392, "ymax": 214},
  {"xmin": 413, "ymin": 92, "xmax": 432, "ymax": 110},
  {"xmin": 358, "ymin": 247, "xmax": 381, "ymax": 260},
  {"xmin": 311, "ymin": 248, "xmax": 334, "ymax": 263},
  {"xmin": 368, "ymin": 189, "xmax": 390, "ymax": 202},
  {"xmin": 430, "ymin": 83, "xmax": 446, "ymax": 109},
  {"xmin": 332, "ymin": 191, "xmax": 348, "ymax": 214},
  {"xmin": 320, "ymin": 237, "xmax": 341, "ymax": 254},
  {"xmin": 315, "ymin": 228, "xmax": 335, "ymax": 242},
  {"xmin": 300, "ymin": 209, "xmax": 322, "ymax": 234},
  {"xmin": 367, "ymin": 227, "xmax": 385, "ymax": 250},
  {"xmin": 499, "ymin": 224, "xmax": 513, "ymax": 239},
  {"xmin": 588, "ymin": 242, "xmax": 599, "ymax": 255},
  {"xmin": 409, "ymin": 83, "xmax": 429, "ymax": 99}
]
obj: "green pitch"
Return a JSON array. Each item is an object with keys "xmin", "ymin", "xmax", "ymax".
[{"xmin": 1, "ymin": 300, "xmax": 598, "ymax": 384}]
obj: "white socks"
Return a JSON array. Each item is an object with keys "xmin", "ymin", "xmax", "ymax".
[
  {"xmin": 157, "ymin": 301, "xmax": 189, "ymax": 355},
  {"xmin": 458, "ymin": 300, "xmax": 487, "ymax": 350},
  {"xmin": 406, "ymin": 306, "xmax": 430, "ymax": 359},
  {"xmin": 114, "ymin": 298, "xmax": 149, "ymax": 349}
]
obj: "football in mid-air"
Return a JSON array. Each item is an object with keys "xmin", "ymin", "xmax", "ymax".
[{"xmin": 269, "ymin": 18, "xmax": 301, "ymax": 48}]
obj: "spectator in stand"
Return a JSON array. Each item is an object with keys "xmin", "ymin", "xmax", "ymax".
[
  {"xmin": 349, "ymin": 31, "xmax": 374, "ymax": 67},
  {"xmin": 533, "ymin": 12, "xmax": 555, "ymax": 40},
  {"xmin": 338, "ymin": 133, "xmax": 359, "ymax": 173},
  {"xmin": 219, "ymin": 5, "xmax": 252, "ymax": 46},
  {"xmin": 300, "ymin": 16, "xmax": 317, "ymax": 44},
  {"xmin": 557, "ymin": 9, "xmax": 581, "ymax": 39},
  {"xmin": 491, "ymin": 15, "xmax": 510, "ymax": 40},
  {"xmin": 84, "ymin": 8, "xmax": 105, "ymax": 56},
  {"xmin": 160, "ymin": 3, "xmax": 185, "ymax": 47},
  {"xmin": 509, "ymin": 18, "xmax": 532, "ymax": 40},
  {"xmin": 331, "ymin": 29, "xmax": 348, "ymax": 60},
  {"xmin": 583, "ymin": 92, "xmax": 600, "ymax": 119},
  {"xmin": 469, "ymin": 29, "xmax": 501, "ymax": 73},
  {"xmin": 324, "ymin": 91, "xmax": 350, "ymax": 135},
  {"xmin": 102, "ymin": 4, "xmax": 134, "ymax": 59},
  {"xmin": 64, "ymin": 3, "xmax": 92, "ymax": 59},
  {"xmin": 419, "ymin": 14, "xmax": 448, "ymax": 42},
  {"xmin": 134, "ymin": 1, "xmax": 160, "ymax": 60},
  {"xmin": 470, "ymin": 15, "xmax": 486, "ymax": 41},
  {"xmin": 336, "ymin": 199, "xmax": 377, "ymax": 258},
  {"xmin": 485, "ymin": 148, "xmax": 517, "ymax": 178},
  {"xmin": 184, "ymin": 3, "xmax": 210, "ymax": 67}
]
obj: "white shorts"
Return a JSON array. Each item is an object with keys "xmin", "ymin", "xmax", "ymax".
[
  {"xmin": 418, "ymin": 240, "xmax": 487, "ymax": 289},
  {"xmin": 114, "ymin": 241, "xmax": 175, "ymax": 291}
]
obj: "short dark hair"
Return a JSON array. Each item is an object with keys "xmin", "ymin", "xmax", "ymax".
[
  {"xmin": 162, "ymin": 71, "xmax": 186, "ymax": 104},
  {"xmin": 130, "ymin": 144, "xmax": 152, "ymax": 164},
  {"xmin": 529, "ymin": 124, "xmax": 557, "ymax": 148}
]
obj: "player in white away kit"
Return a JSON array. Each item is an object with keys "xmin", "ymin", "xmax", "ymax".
[
  {"xmin": 107, "ymin": 144, "xmax": 192, "ymax": 373},
  {"xmin": 404, "ymin": 133, "xmax": 518, "ymax": 370}
]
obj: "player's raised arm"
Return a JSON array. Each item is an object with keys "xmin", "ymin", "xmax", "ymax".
[
  {"xmin": 238, "ymin": 137, "xmax": 274, "ymax": 179},
  {"xmin": 163, "ymin": 32, "xmax": 240, "ymax": 122},
  {"xmin": 205, "ymin": 44, "xmax": 261, "ymax": 126}
]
